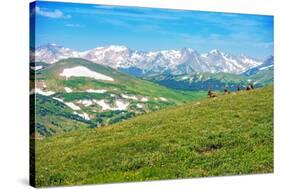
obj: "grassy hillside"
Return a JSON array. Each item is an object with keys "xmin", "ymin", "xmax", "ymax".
[
  {"xmin": 33, "ymin": 58, "xmax": 205, "ymax": 137},
  {"xmin": 37, "ymin": 58, "xmax": 204, "ymax": 102},
  {"xmin": 249, "ymin": 67, "xmax": 273, "ymax": 86},
  {"xmin": 146, "ymin": 71, "xmax": 273, "ymax": 91},
  {"xmin": 35, "ymin": 85, "xmax": 273, "ymax": 187},
  {"xmin": 33, "ymin": 94, "xmax": 91, "ymax": 137}
]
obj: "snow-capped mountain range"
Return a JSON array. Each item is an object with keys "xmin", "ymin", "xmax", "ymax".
[
  {"xmin": 243, "ymin": 55, "xmax": 274, "ymax": 76},
  {"xmin": 33, "ymin": 43, "xmax": 266, "ymax": 75}
]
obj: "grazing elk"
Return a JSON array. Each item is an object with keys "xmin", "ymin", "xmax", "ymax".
[
  {"xmin": 246, "ymin": 82, "xmax": 255, "ymax": 91},
  {"xmin": 246, "ymin": 84, "xmax": 253, "ymax": 91},
  {"xmin": 250, "ymin": 83, "xmax": 254, "ymax": 90},
  {"xmin": 223, "ymin": 86, "xmax": 230, "ymax": 95},
  {"xmin": 208, "ymin": 89, "xmax": 218, "ymax": 98},
  {"xmin": 237, "ymin": 84, "xmax": 241, "ymax": 91}
]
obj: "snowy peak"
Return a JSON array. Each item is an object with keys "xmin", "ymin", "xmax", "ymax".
[
  {"xmin": 181, "ymin": 47, "xmax": 196, "ymax": 54},
  {"xmin": 261, "ymin": 55, "xmax": 274, "ymax": 68},
  {"xmin": 35, "ymin": 43, "xmax": 79, "ymax": 64},
  {"xmin": 34, "ymin": 44, "xmax": 266, "ymax": 75},
  {"xmin": 83, "ymin": 45, "xmax": 132, "ymax": 69},
  {"xmin": 200, "ymin": 49, "xmax": 262, "ymax": 73},
  {"xmin": 90, "ymin": 45, "xmax": 129, "ymax": 52},
  {"xmin": 107, "ymin": 45, "xmax": 128, "ymax": 52},
  {"xmin": 202, "ymin": 49, "xmax": 225, "ymax": 59},
  {"xmin": 208, "ymin": 49, "xmax": 222, "ymax": 55},
  {"xmin": 243, "ymin": 55, "xmax": 274, "ymax": 76}
]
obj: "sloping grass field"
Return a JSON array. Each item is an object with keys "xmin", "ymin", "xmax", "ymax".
[
  {"xmin": 37, "ymin": 58, "xmax": 206, "ymax": 103},
  {"xmin": 32, "ymin": 58, "xmax": 206, "ymax": 137},
  {"xmin": 34, "ymin": 85, "xmax": 273, "ymax": 187}
]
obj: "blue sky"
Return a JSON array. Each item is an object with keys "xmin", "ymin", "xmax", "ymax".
[{"xmin": 31, "ymin": 1, "xmax": 273, "ymax": 59}]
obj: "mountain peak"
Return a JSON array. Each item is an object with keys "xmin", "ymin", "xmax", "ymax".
[
  {"xmin": 88, "ymin": 45, "xmax": 129, "ymax": 52},
  {"xmin": 34, "ymin": 44, "xmax": 265, "ymax": 74},
  {"xmin": 107, "ymin": 45, "xmax": 128, "ymax": 52},
  {"xmin": 45, "ymin": 43, "xmax": 60, "ymax": 48},
  {"xmin": 181, "ymin": 47, "xmax": 196, "ymax": 54},
  {"xmin": 187, "ymin": 48, "xmax": 195, "ymax": 53},
  {"xmin": 209, "ymin": 49, "xmax": 221, "ymax": 54}
]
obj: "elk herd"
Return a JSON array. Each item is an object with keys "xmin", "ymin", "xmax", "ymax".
[{"xmin": 207, "ymin": 83, "xmax": 254, "ymax": 98}]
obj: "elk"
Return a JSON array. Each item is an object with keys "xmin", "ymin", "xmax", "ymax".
[
  {"xmin": 223, "ymin": 85, "xmax": 230, "ymax": 95},
  {"xmin": 208, "ymin": 88, "xmax": 218, "ymax": 98},
  {"xmin": 246, "ymin": 83, "xmax": 254, "ymax": 91}
]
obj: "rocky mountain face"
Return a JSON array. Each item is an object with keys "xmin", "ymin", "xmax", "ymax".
[
  {"xmin": 34, "ymin": 44, "xmax": 80, "ymax": 64},
  {"xmin": 242, "ymin": 55, "xmax": 274, "ymax": 76},
  {"xmin": 146, "ymin": 54, "xmax": 274, "ymax": 91}
]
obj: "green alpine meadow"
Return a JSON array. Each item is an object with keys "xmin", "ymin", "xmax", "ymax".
[
  {"xmin": 34, "ymin": 86, "xmax": 273, "ymax": 187},
  {"xmin": 32, "ymin": 58, "xmax": 206, "ymax": 138},
  {"xmin": 30, "ymin": 1, "xmax": 274, "ymax": 188}
]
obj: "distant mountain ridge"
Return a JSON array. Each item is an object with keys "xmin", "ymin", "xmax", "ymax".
[
  {"xmin": 242, "ymin": 55, "xmax": 274, "ymax": 76},
  {"xmin": 145, "ymin": 56, "xmax": 274, "ymax": 91},
  {"xmin": 34, "ymin": 44, "xmax": 264, "ymax": 75}
]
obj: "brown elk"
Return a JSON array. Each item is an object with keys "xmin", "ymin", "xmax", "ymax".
[
  {"xmin": 246, "ymin": 83, "xmax": 254, "ymax": 91},
  {"xmin": 223, "ymin": 85, "xmax": 230, "ymax": 95},
  {"xmin": 246, "ymin": 82, "xmax": 255, "ymax": 91},
  {"xmin": 208, "ymin": 89, "xmax": 218, "ymax": 98},
  {"xmin": 237, "ymin": 84, "xmax": 241, "ymax": 91}
]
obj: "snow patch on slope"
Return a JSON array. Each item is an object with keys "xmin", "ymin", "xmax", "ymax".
[
  {"xmin": 30, "ymin": 65, "xmax": 43, "ymax": 71},
  {"xmin": 159, "ymin": 97, "xmax": 168, "ymax": 102},
  {"xmin": 86, "ymin": 89, "xmax": 107, "ymax": 93},
  {"xmin": 52, "ymin": 97, "xmax": 64, "ymax": 103},
  {"xmin": 259, "ymin": 65, "xmax": 273, "ymax": 71},
  {"xmin": 73, "ymin": 112, "xmax": 90, "ymax": 120},
  {"xmin": 93, "ymin": 99, "xmax": 129, "ymax": 111},
  {"xmin": 115, "ymin": 100, "xmax": 129, "ymax": 110},
  {"xmin": 60, "ymin": 66, "xmax": 114, "ymax": 81},
  {"xmin": 32, "ymin": 88, "xmax": 55, "ymax": 96},
  {"xmin": 140, "ymin": 97, "xmax": 149, "ymax": 102},
  {"xmin": 64, "ymin": 87, "xmax": 73, "ymax": 93},
  {"xmin": 65, "ymin": 102, "xmax": 81, "ymax": 110},
  {"xmin": 121, "ymin": 94, "xmax": 138, "ymax": 100},
  {"xmin": 77, "ymin": 99, "xmax": 93, "ymax": 107}
]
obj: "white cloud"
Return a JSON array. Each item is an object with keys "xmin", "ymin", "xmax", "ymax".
[
  {"xmin": 65, "ymin": 24, "xmax": 81, "ymax": 28},
  {"xmin": 35, "ymin": 6, "xmax": 71, "ymax": 19}
]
